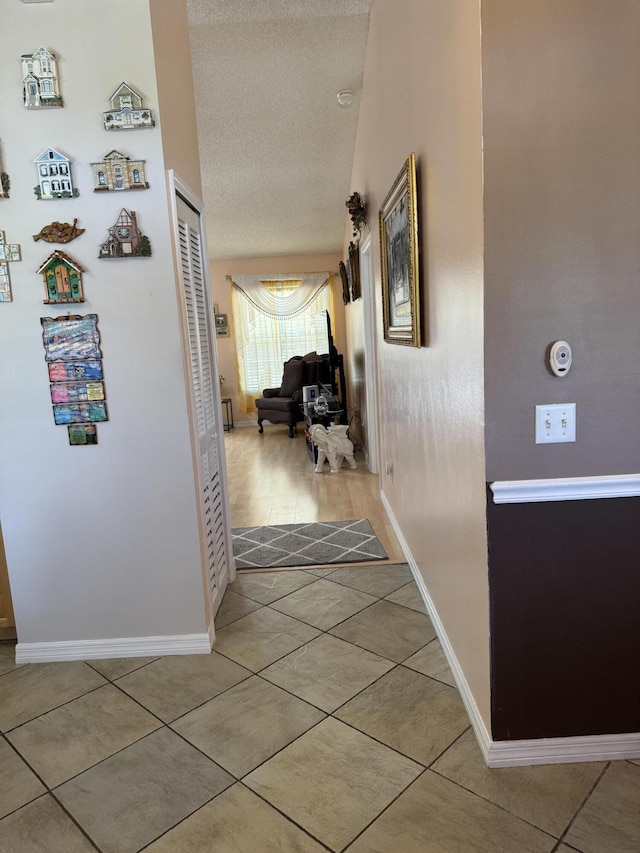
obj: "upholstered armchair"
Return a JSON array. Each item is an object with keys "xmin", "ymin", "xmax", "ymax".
[{"xmin": 255, "ymin": 353, "xmax": 328, "ymax": 438}]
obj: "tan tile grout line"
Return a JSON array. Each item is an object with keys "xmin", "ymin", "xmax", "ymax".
[
  {"xmin": 554, "ymin": 762, "xmax": 611, "ymax": 851},
  {"xmin": 235, "ymin": 558, "xmax": 396, "ymax": 573},
  {"xmin": 224, "ymin": 572, "xmax": 417, "ymax": 621},
  {"xmin": 423, "ymin": 762, "xmax": 562, "ymax": 845},
  {"xmin": 339, "ymin": 769, "xmax": 429, "ymax": 852},
  {"xmin": 0, "ymin": 680, "xmax": 109, "ymax": 736},
  {"xmin": 1, "ymin": 734, "xmax": 102, "ymax": 851}
]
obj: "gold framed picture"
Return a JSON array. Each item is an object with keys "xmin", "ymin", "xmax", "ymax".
[
  {"xmin": 339, "ymin": 260, "xmax": 350, "ymax": 305},
  {"xmin": 379, "ymin": 152, "xmax": 421, "ymax": 347},
  {"xmin": 349, "ymin": 241, "xmax": 361, "ymax": 300}
]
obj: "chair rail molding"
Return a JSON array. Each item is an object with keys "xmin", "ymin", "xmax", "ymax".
[{"xmin": 490, "ymin": 473, "xmax": 640, "ymax": 504}]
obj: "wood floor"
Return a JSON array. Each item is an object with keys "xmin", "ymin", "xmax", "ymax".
[{"xmin": 223, "ymin": 424, "xmax": 405, "ymax": 564}]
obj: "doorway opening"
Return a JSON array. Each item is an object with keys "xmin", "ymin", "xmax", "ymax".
[
  {"xmin": 219, "ymin": 252, "xmax": 400, "ymax": 567},
  {"xmin": 0, "ymin": 522, "xmax": 17, "ymax": 641}
]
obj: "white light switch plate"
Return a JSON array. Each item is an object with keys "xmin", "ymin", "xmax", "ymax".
[{"xmin": 535, "ymin": 403, "xmax": 576, "ymax": 444}]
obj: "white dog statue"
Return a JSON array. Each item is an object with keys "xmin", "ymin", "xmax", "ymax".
[{"xmin": 309, "ymin": 423, "xmax": 357, "ymax": 474}]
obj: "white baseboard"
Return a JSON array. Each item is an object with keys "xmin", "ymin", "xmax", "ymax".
[
  {"xmin": 15, "ymin": 632, "xmax": 213, "ymax": 664},
  {"xmin": 486, "ymin": 731, "xmax": 640, "ymax": 767},
  {"xmin": 379, "ymin": 489, "xmax": 640, "ymax": 767},
  {"xmin": 380, "ymin": 490, "xmax": 493, "ymax": 763}
]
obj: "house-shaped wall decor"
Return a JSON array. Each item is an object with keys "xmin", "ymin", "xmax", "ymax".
[
  {"xmin": 0, "ymin": 231, "xmax": 22, "ymax": 303},
  {"xmin": 34, "ymin": 148, "xmax": 79, "ymax": 200},
  {"xmin": 103, "ymin": 83, "xmax": 155, "ymax": 131},
  {"xmin": 99, "ymin": 208, "xmax": 151, "ymax": 258},
  {"xmin": 37, "ymin": 250, "xmax": 85, "ymax": 303},
  {"xmin": 91, "ymin": 150, "xmax": 149, "ymax": 192},
  {"xmin": 21, "ymin": 47, "xmax": 63, "ymax": 108}
]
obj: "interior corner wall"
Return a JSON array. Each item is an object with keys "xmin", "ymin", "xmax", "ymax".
[
  {"xmin": 482, "ymin": 0, "xmax": 640, "ymax": 740},
  {"xmin": 209, "ymin": 253, "xmax": 343, "ymax": 424},
  {"xmin": 349, "ymin": 0, "xmax": 490, "ymax": 727},
  {"xmin": 0, "ymin": 1, "xmax": 207, "ymax": 648},
  {"xmin": 149, "ymin": 0, "xmax": 203, "ymax": 200}
]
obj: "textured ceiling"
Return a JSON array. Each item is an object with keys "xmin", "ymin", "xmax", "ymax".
[{"xmin": 187, "ymin": 0, "xmax": 372, "ymax": 260}]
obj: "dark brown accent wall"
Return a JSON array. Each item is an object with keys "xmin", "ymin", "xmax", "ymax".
[{"xmin": 487, "ymin": 486, "xmax": 640, "ymax": 740}]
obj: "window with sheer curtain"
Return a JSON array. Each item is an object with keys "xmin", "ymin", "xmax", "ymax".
[{"xmin": 230, "ymin": 274, "xmax": 333, "ymax": 412}]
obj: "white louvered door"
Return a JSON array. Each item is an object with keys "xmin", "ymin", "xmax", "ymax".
[{"xmin": 173, "ymin": 183, "xmax": 234, "ymax": 625}]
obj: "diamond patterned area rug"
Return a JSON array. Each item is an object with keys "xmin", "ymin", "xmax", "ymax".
[{"xmin": 232, "ymin": 519, "xmax": 388, "ymax": 570}]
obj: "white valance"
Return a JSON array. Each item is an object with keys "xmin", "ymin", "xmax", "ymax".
[{"xmin": 228, "ymin": 273, "xmax": 330, "ymax": 318}]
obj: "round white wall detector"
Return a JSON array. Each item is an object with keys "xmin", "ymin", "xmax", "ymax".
[{"xmin": 549, "ymin": 341, "xmax": 572, "ymax": 377}]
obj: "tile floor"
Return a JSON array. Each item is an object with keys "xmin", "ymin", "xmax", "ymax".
[{"xmin": 1, "ymin": 564, "xmax": 640, "ymax": 852}]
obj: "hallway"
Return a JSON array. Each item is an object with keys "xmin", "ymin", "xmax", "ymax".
[
  {"xmin": 224, "ymin": 425, "xmax": 404, "ymax": 564},
  {"xmin": 1, "ymin": 560, "xmax": 639, "ymax": 851}
]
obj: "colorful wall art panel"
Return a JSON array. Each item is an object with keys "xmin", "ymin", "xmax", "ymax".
[{"xmin": 41, "ymin": 315, "xmax": 108, "ymax": 445}]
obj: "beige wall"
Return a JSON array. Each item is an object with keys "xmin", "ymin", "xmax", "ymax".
[
  {"xmin": 149, "ymin": 0, "xmax": 203, "ymax": 199},
  {"xmin": 483, "ymin": 0, "xmax": 640, "ymax": 481},
  {"xmin": 210, "ymin": 253, "xmax": 344, "ymax": 422},
  {"xmin": 349, "ymin": 0, "xmax": 489, "ymax": 724}
]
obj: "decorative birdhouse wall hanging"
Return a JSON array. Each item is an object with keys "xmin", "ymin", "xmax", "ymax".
[
  {"xmin": 34, "ymin": 148, "xmax": 79, "ymax": 200},
  {"xmin": 103, "ymin": 83, "xmax": 154, "ymax": 131},
  {"xmin": 37, "ymin": 250, "xmax": 85, "ymax": 303},
  {"xmin": 0, "ymin": 231, "xmax": 22, "ymax": 303},
  {"xmin": 21, "ymin": 47, "xmax": 63, "ymax": 109},
  {"xmin": 99, "ymin": 209, "xmax": 151, "ymax": 258},
  {"xmin": 91, "ymin": 150, "xmax": 149, "ymax": 192}
]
